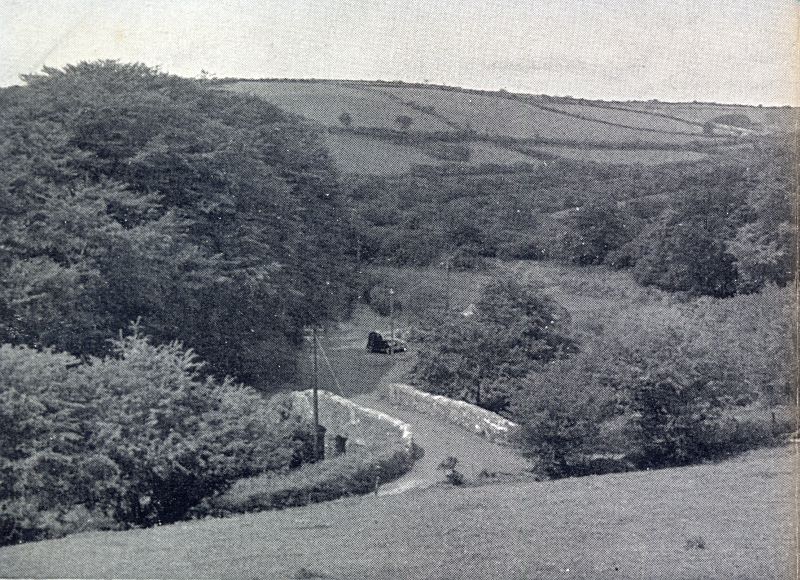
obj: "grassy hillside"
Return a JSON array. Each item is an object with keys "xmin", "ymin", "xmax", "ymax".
[
  {"xmin": 224, "ymin": 80, "xmax": 452, "ymax": 131},
  {"xmin": 379, "ymin": 85, "xmax": 717, "ymax": 144},
  {"xmin": 1, "ymin": 445, "xmax": 792, "ymax": 579},
  {"xmin": 217, "ymin": 79, "xmax": 795, "ymax": 175},
  {"xmin": 623, "ymin": 100, "xmax": 796, "ymax": 130},
  {"xmin": 321, "ymin": 134, "xmax": 543, "ymax": 175},
  {"xmin": 323, "ymin": 133, "xmax": 440, "ymax": 175}
]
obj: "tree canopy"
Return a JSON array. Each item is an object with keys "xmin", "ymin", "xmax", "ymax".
[
  {"xmin": 411, "ymin": 279, "xmax": 576, "ymax": 414},
  {"xmin": 0, "ymin": 61, "xmax": 356, "ymax": 386}
]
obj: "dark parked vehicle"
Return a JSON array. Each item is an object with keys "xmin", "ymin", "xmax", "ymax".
[{"xmin": 367, "ymin": 331, "xmax": 407, "ymax": 354}]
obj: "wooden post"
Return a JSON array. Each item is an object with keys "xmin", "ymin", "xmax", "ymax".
[
  {"xmin": 444, "ymin": 257, "xmax": 451, "ymax": 315},
  {"xmin": 389, "ymin": 288, "xmax": 395, "ymax": 355},
  {"xmin": 312, "ymin": 326, "xmax": 321, "ymax": 461}
]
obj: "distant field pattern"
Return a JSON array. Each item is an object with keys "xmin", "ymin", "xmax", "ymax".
[
  {"xmin": 622, "ymin": 102, "xmax": 795, "ymax": 130},
  {"xmin": 221, "ymin": 81, "xmax": 785, "ymax": 173},
  {"xmin": 224, "ymin": 81, "xmax": 452, "ymax": 131},
  {"xmin": 380, "ymin": 86, "xmax": 719, "ymax": 145},
  {"xmin": 538, "ymin": 101, "xmax": 706, "ymax": 134}
]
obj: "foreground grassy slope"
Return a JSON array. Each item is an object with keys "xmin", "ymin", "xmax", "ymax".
[{"xmin": 1, "ymin": 445, "xmax": 793, "ymax": 579}]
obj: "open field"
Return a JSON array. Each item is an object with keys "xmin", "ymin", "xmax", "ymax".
[
  {"xmin": 321, "ymin": 134, "xmax": 542, "ymax": 175},
  {"xmin": 466, "ymin": 141, "xmax": 542, "ymax": 166},
  {"xmin": 377, "ymin": 85, "xmax": 723, "ymax": 145},
  {"xmin": 323, "ymin": 133, "xmax": 440, "ymax": 175},
  {"xmin": 223, "ymin": 81, "xmax": 452, "ymax": 131},
  {"xmin": 622, "ymin": 101, "xmax": 796, "ymax": 130},
  {"xmin": 222, "ymin": 81, "xmax": 740, "ymax": 145},
  {"xmin": 539, "ymin": 101, "xmax": 705, "ymax": 133},
  {"xmin": 1, "ymin": 445, "xmax": 793, "ymax": 579}
]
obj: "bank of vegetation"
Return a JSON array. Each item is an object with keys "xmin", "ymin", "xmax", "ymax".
[
  {"xmin": 0, "ymin": 330, "xmax": 314, "ymax": 545},
  {"xmin": 348, "ymin": 137, "xmax": 794, "ymax": 298},
  {"xmin": 0, "ymin": 62, "xmax": 360, "ymax": 545},
  {"xmin": 410, "ymin": 277, "xmax": 794, "ymax": 479},
  {"xmin": 0, "ymin": 62, "xmax": 357, "ymax": 387}
]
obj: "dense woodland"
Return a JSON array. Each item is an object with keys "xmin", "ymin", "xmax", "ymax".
[
  {"xmin": 0, "ymin": 62, "xmax": 356, "ymax": 386},
  {"xmin": 0, "ymin": 62, "xmax": 353, "ymax": 544},
  {"xmin": 348, "ymin": 139, "xmax": 794, "ymax": 297},
  {"xmin": 0, "ymin": 62, "xmax": 795, "ymax": 544}
]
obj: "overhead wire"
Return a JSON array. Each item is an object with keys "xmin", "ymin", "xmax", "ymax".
[{"xmin": 315, "ymin": 333, "xmax": 345, "ymax": 398}]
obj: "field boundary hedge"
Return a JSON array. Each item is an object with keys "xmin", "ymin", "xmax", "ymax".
[
  {"xmin": 384, "ymin": 383, "xmax": 518, "ymax": 444},
  {"xmin": 205, "ymin": 390, "xmax": 418, "ymax": 515}
]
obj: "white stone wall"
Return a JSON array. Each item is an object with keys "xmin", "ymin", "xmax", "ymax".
[
  {"xmin": 384, "ymin": 382, "xmax": 518, "ymax": 444},
  {"xmin": 291, "ymin": 389, "xmax": 414, "ymax": 453}
]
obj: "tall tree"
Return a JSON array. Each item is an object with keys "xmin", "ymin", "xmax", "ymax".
[{"xmin": 0, "ymin": 61, "xmax": 356, "ymax": 386}]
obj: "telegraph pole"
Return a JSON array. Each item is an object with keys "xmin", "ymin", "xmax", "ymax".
[
  {"xmin": 389, "ymin": 288, "xmax": 395, "ymax": 356},
  {"xmin": 312, "ymin": 326, "xmax": 320, "ymax": 461},
  {"xmin": 444, "ymin": 256, "xmax": 451, "ymax": 315}
]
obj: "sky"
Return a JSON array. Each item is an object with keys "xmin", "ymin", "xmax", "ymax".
[{"xmin": 1, "ymin": 0, "xmax": 798, "ymax": 105}]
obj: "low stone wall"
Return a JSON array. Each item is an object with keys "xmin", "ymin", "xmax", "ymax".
[
  {"xmin": 384, "ymin": 383, "xmax": 518, "ymax": 444},
  {"xmin": 290, "ymin": 389, "xmax": 414, "ymax": 456}
]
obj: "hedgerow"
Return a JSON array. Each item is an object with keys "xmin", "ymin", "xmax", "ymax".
[{"xmin": 205, "ymin": 444, "xmax": 419, "ymax": 515}]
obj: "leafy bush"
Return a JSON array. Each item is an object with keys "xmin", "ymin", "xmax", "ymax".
[
  {"xmin": 560, "ymin": 196, "xmax": 636, "ymax": 266},
  {"xmin": 412, "ymin": 279, "xmax": 576, "ymax": 414},
  {"xmin": 449, "ymin": 245, "xmax": 488, "ymax": 271},
  {"xmin": 631, "ymin": 210, "xmax": 739, "ymax": 297},
  {"xmin": 437, "ymin": 456, "xmax": 465, "ymax": 485},
  {"xmin": 511, "ymin": 308, "xmax": 791, "ymax": 476},
  {"xmin": 685, "ymin": 535, "xmax": 707, "ymax": 550},
  {"xmin": 612, "ymin": 324, "xmax": 787, "ymax": 468},
  {"xmin": 444, "ymin": 469, "xmax": 466, "ymax": 486},
  {"xmin": 0, "ymin": 329, "xmax": 311, "ymax": 545},
  {"xmin": 512, "ymin": 365, "xmax": 607, "ymax": 478}
]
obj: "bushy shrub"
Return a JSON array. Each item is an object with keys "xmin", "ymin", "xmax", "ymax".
[
  {"xmin": 615, "ymin": 323, "xmax": 788, "ymax": 468},
  {"xmin": 0, "ymin": 329, "xmax": 311, "ymax": 545},
  {"xmin": 560, "ymin": 196, "xmax": 635, "ymax": 266},
  {"xmin": 631, "ymin": 211, "xmax": 739, "ymax": 297},
  {"xmin": 444, "ymin": 469, "xmax": 466, "ymax": 486},
  {"xmin": 494, "ymin": 231, "xmax": 548, "ymax": 261},
  {"xmin": 512, "ymin": 366, "xmax": 607, "ymax": 478},
  {"xmin": 368, "ymin": 283, "xmax": 403, "ymax": 317},
  {"xmin": 511, "ymin": 311, "xmax": 790, "ymax": 476},
  {"xmin": 412, "ymin": 279, "xmax": 576, "ymax": 414},
  {"xmin": 449, "ymin": 245, "xmax": 488, "ymax": 271}
]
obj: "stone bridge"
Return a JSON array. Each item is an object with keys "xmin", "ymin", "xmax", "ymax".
[{"xmin": 290, "ymin": 389, "xmax": 413, "ymax": 458}]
